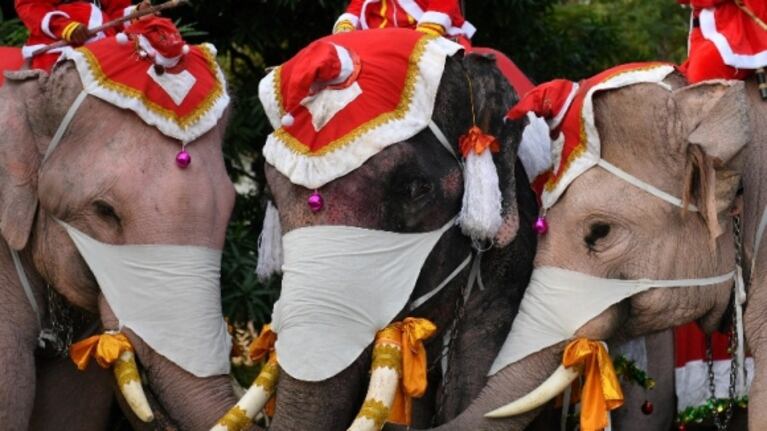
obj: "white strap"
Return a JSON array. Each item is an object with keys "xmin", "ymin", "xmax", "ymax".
[
  {"xmin": 428, "ymin": 120, "xmax": 460, "ymax": 162},
  {"xmin": 752, "ymin": 205, "xmax": 767, "ymax": 276},
  {"xmin": 11, "ymin": 249, "xmax": 40, "ymax": 328},
  {"xmin": 409, "ymin": 253, "xmax": 472, "ymax": 310},
  {"xmin": 43, "ymin": 90, "xmax": 88, "ymax": 164},
  {"xmin": 597, "ymin": 159, "xmax": 698, "ymax": 211}
]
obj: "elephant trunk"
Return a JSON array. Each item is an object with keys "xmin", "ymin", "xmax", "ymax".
[
  {"xmin": 428, "ymin": 341, "xmax": 566, "ymax": 431},
  {"xmin": 98, "ymin": 297, "xmax": 250, "ymax": 430},
  {"xmin": 268, "ymin": 349, "xmax": 371, "ymax": 431}
]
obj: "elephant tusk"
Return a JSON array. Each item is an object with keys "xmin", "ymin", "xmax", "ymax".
[
  {"xmin": 210, "ymin": 356, "xmax": 280, "ymax": 431},
  {"xmin": 484, "ymin": 364, "xmax": 581, "ymax": 419},
  {"xmin": 114, "ymin": 350, "xmax": 154, "ymax": 422},
  {"xmin": 347, "ymin": 337, "xmax": 402, "ymax": 431}
]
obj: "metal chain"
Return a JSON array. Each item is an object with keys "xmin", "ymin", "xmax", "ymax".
[
  {"xmin": 40, "ymin": 285, "xmax": 76, "ymax": 357},
  {"xmin": 430, "ymin": 254, "xmax": 473, "ymax": 425},
  {"xmin": 707, "ymin": 215, "xmax": 744, "ymax": 430}
]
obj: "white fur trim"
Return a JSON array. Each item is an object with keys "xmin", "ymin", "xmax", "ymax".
[
  {"xmin": 328, "ymin": 44, "xmax": 354, "ymax": 85},
  {"xmin": 448, "ymin": 20, "xmax": 477, "ymax": 39},
  {"xmin": 259, "ymin": 72, "xmax": 283, "ymax": 129},
  {"xmin": 261, "ymin": 37, "xmax": 463, "ymax": 189},
  {"xmin": 418, "ymin": 11, "xmax": 451, "ymax": 30},
  {"xmin": 540, "ymin": 65, "xmax": 675, "ymax": 210},
  {"xmin": 675, "ymin": 358, "xmax": 753, "ymax": 411},
  {"xmin": 334, "ymin": 12, "xmax": 360, "ymax": 31},
  {"xmin": 147, "ymin": 65, "xmax": 197, "ymax": 106},
  {"xmin": 359, "ymin": 0, "xmax": 376, "ymax": 29},
  {"xmin": 60, "ymin": 43, "xmax": 229, "ymax": 143},
  {"xmin": 518, "ymin": 113, "xmax": 553, "ymax": 181},
  {"xmin": 303, "ymin": 82, "xmax": 362, "ymax": 131},
  {"xmin": 138, "ymin": 35, "xmax": 182, "ymax": 68},
  {"xmin": 41, "ymin": 11, "xmax": 70, "ymax": 39},
  {"xmin": 549, "ymin": 83, "xmax": 579, "ymax": 130},
  {"xmin": 123, "ymin": 5, "xmax": 138, "ymax": 17},
  {"xmin": 457, "ymin": 149, "xmax": 503, "ymax": 241},
  {"xmin": 256, "ymin": 201, "xmax": 284, "ymax": 281},
  {"xmin": 397, "ymin": 0, "xmax": 425, "ymax": 21},
  {"xmin": 700, "ymin": 8, "xmax": 767, "ymax": 69},
  {"xmin": 21, "ymin": 44, "xmax": 55, "ymax": 59}
]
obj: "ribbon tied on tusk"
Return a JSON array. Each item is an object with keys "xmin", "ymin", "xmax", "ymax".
[
  {"xmin": 248, "ymin": 323, "xmax": 277, "ymax": 363},
  {"xmin": 562, "ymin": 338, "xmax": 624, "ymax": 431},
  {"xmin": 70, "ymin": 331, "xmax": 134, "ymax": 370},
  {"xmin": 383, "ymin": 317, "xmax": 437, "ymax": 426},
  {"xmin": 459, "ymin": 125, "xmax": 500, "ymax": 157}
]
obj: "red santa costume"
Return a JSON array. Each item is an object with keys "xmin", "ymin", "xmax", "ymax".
[
  {"xmin": 679, "ymin": 0, "xmax": 767, "ymax": 82},
  {"xmin": 16, "ymin": 0, "xmax": 136, "ymax": 71},
  {"xmin": 333, "ymin": 0, "xmax": 475, "ymax": 45}
]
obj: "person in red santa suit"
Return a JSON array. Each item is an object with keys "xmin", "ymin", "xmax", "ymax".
[
  {"xmin": 678, "ymin": 0, "xmax": 767, "ymax": 83},
  {"xmin": 333, "ymin": 0, "xmax": 475, "ymax": 46},
  {"xmin": 16, "ymin": 0, "xmax": 150, "ymax": 71}
]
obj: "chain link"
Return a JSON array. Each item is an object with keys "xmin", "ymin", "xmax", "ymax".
[{"xmin": 706, "ymin": 215, "xmax": 744, "ymax": 430}]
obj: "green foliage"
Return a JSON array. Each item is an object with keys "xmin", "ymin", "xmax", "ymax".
[{"xmin": 0, "ymin": 12, "xmax": 27, "ymax": 47}]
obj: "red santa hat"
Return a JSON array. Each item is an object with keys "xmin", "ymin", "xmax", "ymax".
[
  {"xmin": 259, "ymin": 29, "xmax": 464, "ymax": 189},
  {"xmin": 507, "ymin": 63, "xmax": 676, "ymax": 211},
  {"xmin": 117, "ymin": 17, "xmax": 190, "ymax": 69}
]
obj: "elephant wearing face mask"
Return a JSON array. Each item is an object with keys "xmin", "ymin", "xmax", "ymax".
[
  {"xmin": 220, "ymin": 29, "xmax": 537, "ymax": 430},
  {"xmin": 391, "ymin": 64, "xmax": 752, "ymax": 430},
  {"xmin": 0, "ymin": 44, "xmax": 242, "ymax": 429}
]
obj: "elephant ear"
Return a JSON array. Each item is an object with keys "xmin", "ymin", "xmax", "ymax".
[
  {"xmin": 672, "ymin": 80, "xmax": 750, "ymax": 242},
  {"xmin": 0, "ymin": 70, "xmax": 48, "ymax": 250},
  {"xmin": 461, "ymin": 52, "xmax": 521, "ymax": 248}
]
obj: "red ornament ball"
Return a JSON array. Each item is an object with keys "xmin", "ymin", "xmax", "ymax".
[
  {"xmin": 641, "ymin": 400, "xmax": 654, "ymax": 415},
  {"xmin": 677, "ymin": 424, "xmax": 686, "ymax": 431}
]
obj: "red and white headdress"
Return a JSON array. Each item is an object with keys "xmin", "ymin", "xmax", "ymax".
[
  {"xmin": 259, "ymin": 28, "xmax": 462, "ymax": 189},
  {"xmin": 508, "ymin": 63, "xmax": 676, "ymax": 211}
]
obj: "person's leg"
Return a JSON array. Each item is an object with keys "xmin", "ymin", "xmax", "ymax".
[{"xmin": 682, "ymin": 38, "xmax": 751, "ymax": 83}]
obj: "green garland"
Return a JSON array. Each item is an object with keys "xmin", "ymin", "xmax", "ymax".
[
  {"xmin": 613, "ymin": 355, "xmax": 656, "ymax": 390},
  {"xmin": 676, "ymin": 396, "xmax": 748, "ymax": 426}
]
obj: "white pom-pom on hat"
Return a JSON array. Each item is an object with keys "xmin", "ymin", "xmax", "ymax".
[
  {"xmin": 281, "ymin": 113, "xmax": 295, "ymax": 127},
  {"xmin": 116, "ymin": 32, "xmax": 129, "ymax": 44},
  {"xmin": 182, "ymin": 44, "xmax": 190, "ymax": 55}
]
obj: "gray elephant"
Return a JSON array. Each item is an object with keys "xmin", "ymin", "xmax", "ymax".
[
  {"xmin": 391, "ymin": 64, "xmax": 750, "ymax": 430},
  {"xmin": 0, "ymin": 40, "xmax": 241, "ymax": 430},
  {"xmin": 227, "ymin": 29, "xmax": 537, "ymax": 430}
]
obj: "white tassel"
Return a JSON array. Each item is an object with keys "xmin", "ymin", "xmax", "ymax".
[
  {"xmin": 518, "ymin": 113, "xmax": 553, "ymax": 181},
  {"xmin": 457, "ymin": 150, "xmax": 503, "ymax": 242},
  {"xmin": 256, "ymin": 201, "xmax": 283, "ymax": 281}
]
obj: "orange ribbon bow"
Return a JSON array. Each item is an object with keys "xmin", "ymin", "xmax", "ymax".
[
  {"xmin": 69, "ymin": 331, "xmax": 134, "ymax": 370},
  {"xmin": 248, "ymin": 324, "xmax": 277, "ymax": 363},
  {"xmin": 562, "ymin": 338, "xmax": 624, "ymax": 431},
  {"xmin": 380, "ymin": 317, "xmax": 437, "ymax": 426},
  {"xmin": 459, "ymin": 125, "xmax": 500, "ymax": 158},
  {"xmin": 248, "ymin": 324, "xmax": 278, "ymax": 416}
]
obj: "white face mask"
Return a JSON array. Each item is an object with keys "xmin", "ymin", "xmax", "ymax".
[
  {"xmin": 60, "ymin": 221, "xmax": 231, "ymax": 377},
  {"xmin": 272, "ymin": 219, "xmax": 455, "ymax": 381},
  {"xmin": 488, "ymin": 266, "xmax": 734, "ymax": 375}
]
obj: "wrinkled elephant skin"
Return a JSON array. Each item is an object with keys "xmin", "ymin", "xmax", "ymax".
[{"xmin": 0, "ymin": 62, "xmax": 241, "ymax": 430}]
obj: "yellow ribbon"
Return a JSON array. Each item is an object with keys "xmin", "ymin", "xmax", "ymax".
[
  {"xmin": 562, "ymin": 338, "xmax": 624, "ymax": 431},
  {"xmin": 459, "ymin": 125, "xmax": 500, "ymax": 158},
  {"xmin": 247, "ymin": 324, "xmax": 279, "ymax": 417},
  {"xmin": 377, "ymin": 317, "xmax": 437, "ymax": 426},
  {"xmin": 248, "ymin": 324, "xmax": 277, "ymax": 363},
  {"xmin": 69, "ymin": 332, "xmax": 134, "ymax": 370}
]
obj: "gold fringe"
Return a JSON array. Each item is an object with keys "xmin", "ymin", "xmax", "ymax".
[
  {"xmin": 356, "ymin": 399, "xmax": 390, "ymax": 430},
  {"xmin": 254, "ymin": 359, "xmax": 280, "ymax": 390},
  {"xmin": 215, "ymin": 406, "xmax": 251, "ymax": 431},
  {"xmin": 113, "ymin": 352, "xmax": 141, "ymax": 387},
  {"xmin": 371, "ymin": 344, "xmax": 403, "ymax": 373}
]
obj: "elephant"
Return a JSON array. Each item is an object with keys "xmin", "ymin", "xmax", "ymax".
[
  {"xmin": 0, "ymin": 57, "xmax": 240, "ymax": 429},
  {"xmin": 389, "ymin": 68, "xmax": 752, "ymax": 430},
  {"xmin": 251, "ymin": 35, "xmax": 538, "ymax": 430}
]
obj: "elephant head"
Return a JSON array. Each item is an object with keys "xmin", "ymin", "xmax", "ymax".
[
  {"xmin": 230, "ymin": 29, "xmax": 536, "ymax": 430},
  {"xmin": 0, "ymin": 49, "xmax": 240, "ymax": 429},
  {"xmin": 415, "ymin": 66, "xmax": 750, "ymax": 430}
]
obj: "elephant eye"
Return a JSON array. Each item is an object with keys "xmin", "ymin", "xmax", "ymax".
[
  {"xmin": 584, "ymin": 222, "xmax": 610, "ymax": 250},
  {"xmin": 407, "ymin": 179, "xmax": 433, "ymax": 201},
  {"xmin": 93, "ymin": 200, "xmax": 121, "ymax": 224}
]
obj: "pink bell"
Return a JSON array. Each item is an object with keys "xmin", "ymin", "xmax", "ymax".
[
  {"xmin": 533, "ymin": 216, "xmax": 548, "ymax": 235},
  {"xmin": 308, "ymin": 191, "xmax": 323, "ymax": 213},
  {"xmin": 176, "ymin": 149, "xmax": 191, "ymax": 169}
]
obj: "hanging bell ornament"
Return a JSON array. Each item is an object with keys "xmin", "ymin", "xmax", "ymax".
[
  {"xmin": 533, "ymin": 215, "xmax": 548, "ymax": 235},
  {"xmin": 176, "ymin": 149, "xmax": 191, "ymax": 169},
  {"xmin": 641, "ymin": 400, "xmax": 654, "ymax": 415},
  {"xmin": 307, "ymin": 191, "xmax": 323, "ymax": 213}
]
